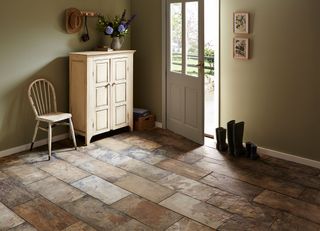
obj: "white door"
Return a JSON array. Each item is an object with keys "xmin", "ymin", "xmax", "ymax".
[{"xmin": 166, "ymin": 0, "xmax": 205, "ymax": 144}]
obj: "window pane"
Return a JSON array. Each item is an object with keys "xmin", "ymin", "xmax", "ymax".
[
  {"xmin": 170, "ymin": 3, "xmax": 182, "ymax": 73},
  {"xmin": 186, "ymin": 1, "xmax": 198, "ymax": 77}
]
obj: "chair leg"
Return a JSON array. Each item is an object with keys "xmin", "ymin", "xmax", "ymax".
[
  {"xmin": 48, "ymin": 123, "xmax": 52, "ymax": 160},
  {"xmin": 30, "ymin": 121, "xmax": 40, "ymax": 151},
  {"xmin": 69, "ymin": 118, "xmax": 77, "ymax": 150}
]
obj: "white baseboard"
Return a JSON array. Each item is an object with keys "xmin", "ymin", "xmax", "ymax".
[
  {"xmin": 258, "ymin": 147, "xmax": 320, "ymax": 169},
  {"xmin": 155, "ymin": 121, "xmax": 163, "ymax": 128},
  {"xmin": 0, "ymin": 133, "xmax": 69, "ymax": 158}
]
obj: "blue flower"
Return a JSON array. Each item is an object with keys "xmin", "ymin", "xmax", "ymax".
[
  {"xmin": 118, "ymin": 24, "xmax": 126, "ymax": 33},
  {"xmin": 105, "ymin": 26, "xmax": 114, "ymax": 35}
]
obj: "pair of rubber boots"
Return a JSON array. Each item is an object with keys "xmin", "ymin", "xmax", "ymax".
[{"xmin": 215, "ymin": 120, "xmax": 246, "ymax": 157}]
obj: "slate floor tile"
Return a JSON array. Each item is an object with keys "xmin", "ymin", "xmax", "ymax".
[
  {"xmin": 156, "ymin": 159, "xmax": 211, "ymax": 180},
  {"xmin": 117, "ymin": 158, "xmax": 171, "ymax": 181},
  {"xmin": 13, "ymin": 197, "xmax": 78, "ymax": 231},
  {"xmin": 271, "ymin": 212, "xmax": 320, "ymax": 231},
  {"xmin": 0, "ymin": 177, "xmax": 36, "ymax": 208},
  {"xmin": 28, "ymin": 176, "xmax": 85, "ymax": 205},
  {"xmin": 201, "ymin": 172, "xmax": 263, "ymax": 200},
  {"xmin": 112, "ymin": 194, "xmax": 182, "ymax": 230},
  {"xmin": 254, "ymin": 190, "xmax": 320, "ymax": 224},
  {"xmin": 0, "ymin": 202, "xmax": 24, "ymax": 230},
  {"xmin": 123, "ymin": 136, "xmax": 162, "ymax": 151},
  {"xmin": 37, "ymin": 159, "xmax": 90, "ymax": 183},
  {"xmin": 128, "ymin": 148, "xmax": 168, "ymax": 165},
  {"xmin": 299, "ymin": 188, "xmax": 320, "ymax": 206},
  {"xmin": 115, "ymin": 174, "xmax": 174, "ymax": 203},
  {"xmin": 54, "ymin": 151, "xmax": 96, "ymax": 166},
  {"xmin": 160, "ymin": 193, "xmax": 231, "ymax": 229},
  {"xmin": 95, "ymin": 138, "xmax": 132, "ymax": 151},
  {"xmin": 166, "ymin": 217, "xmax": 214, "ymax": 231},
  {"xmin": 157, "ymin": 174, "xmax": 218, "ymax": 201},
  {"xmin": 62, "ymin": 195, "xmax": 132, "ymax": 231},
  {"xmin": 62, "ymin": 221, "xmax": 96, "ymax": 231},
  {"xmin": 3, "ymin": 164, "xmax": 49, "ymax": 185},
  {"xmin": 77, "ymin": 159, "xmax": 127, "ymax": 183},
  {"xmin": 217, "ymin": 214, "xmax": 271, "ymax": 231},
  {"xmin": 72, "ymin": 175, "xmax": 130, "ymax": 205}
]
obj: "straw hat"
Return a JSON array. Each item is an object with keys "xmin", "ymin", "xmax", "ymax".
[{"xmin": 66, "ymin": 8, "xmax": 83, "ymax": 34}]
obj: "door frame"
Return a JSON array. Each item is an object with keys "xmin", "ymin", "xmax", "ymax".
[{"xmin": 161, "ymin": 0, "xmax": 220, "ymax": 133}]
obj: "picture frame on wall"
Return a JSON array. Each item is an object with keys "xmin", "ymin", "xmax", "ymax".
[
  {"xmin": 233, "ymin": 12, "xmax": 249, "ymax": 34},
  {"xmin": 233, "ymin": 37, "xmax": 249, "ymax": 60}
]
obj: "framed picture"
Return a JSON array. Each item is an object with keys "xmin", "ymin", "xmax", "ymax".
[
  {"xmin": 233, "ymin": 12, "xmax": 249, "ymax": 34},
  {"xmin": 233, "ymin": 37, "xmax": 249, "ymax": 60}
]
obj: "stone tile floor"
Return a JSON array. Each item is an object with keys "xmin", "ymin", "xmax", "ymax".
[{"xmin": 0, "ymin": 128, "xmax": 320, "ymax": 230}]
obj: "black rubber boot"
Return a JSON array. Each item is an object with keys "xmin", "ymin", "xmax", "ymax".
[
  {"xmin": 233, "ymin": 121, "xmax": 246, "ymax": 157},
  {"xmin": 227, "ymin": 120, "xmax": 235, "ymax": 155},
  {"xmin": 246, "ymin": 142, "xmax": 259, "ymax": 160},
  {"xmin": 215, "ymin": 127, "xmax": 228, "ymax": 152}
]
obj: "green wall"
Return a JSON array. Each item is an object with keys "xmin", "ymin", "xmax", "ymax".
[
  {"xmin": 131, "ymin": 0, "xmax": 320, "ymax": 162},
  {"xmin": 0, "ymin": 0, "xmax": 131, "ymax": 151},
  {"xmin": 131, "ymin": 0, "xmax": 163, "ymax": 122},
  {"xmin": 221, "ymin": 0, "xmax": 320, "ymax": 161}
]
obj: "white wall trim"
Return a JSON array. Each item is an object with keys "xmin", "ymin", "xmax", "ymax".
[
  {"xmin": 0, "ymin": 133, "xmax": 69, "ymax": 158},
  {"xmin": 258, "ymin": 147, "xmax": 320, "ymax": 169},
  {"xmin": 155, "ymin": 121, "xmax": 163, "ymax": 128}
]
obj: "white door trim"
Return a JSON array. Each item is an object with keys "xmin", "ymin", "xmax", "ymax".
[{"xmin": 162, "ymin": 0, "xmax": 167, "ymax": 129}]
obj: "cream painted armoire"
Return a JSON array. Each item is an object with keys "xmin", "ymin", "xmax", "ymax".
[{"xmin": 69, "ymin": 50, "xmax": 135, "ymax": 144}]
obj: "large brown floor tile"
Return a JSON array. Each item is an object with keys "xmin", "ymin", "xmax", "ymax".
[
  {"xmin": 13, "ymin": 197, "xmax": 78, "ymax": 231},
  {"xmin": 0, "ymin": 202, "xmax": 24, "ymax": 230},
  {"xmin": 62, "ymin": 221, "xmax": 96, "ymax": 231},
  {"xmin": 156, "ymin": 159, "xmax": 211, "ymax": 180},
  {"xmin": 72, "ymin": 175, "xmax": 130, "ymax": 205},
  {"xmin": 201, "ymin": 172, "xmax": 263, "ymax": 200},
  {"xmin": 271, "ymin": 213, "xmax": 320, "ymax": 231},
  {"xmin": 0, "ymin": 170, "xmax": 8, "ymax": 180},
  {"xmin": 123, "ymin": 136, "xmax": 162, "ymax": 151},
  {"xmin": 112, "ymin": 194, "xmax": 182, "ymax": 230},
  {"xmin": 37, "ymin": 159, "xmax": 90, "ymax": 183},
  {"xmin": 195, "ymin": 157, "xmax": 305, "ymax": 198},
  {"xmin": 115, "ymin": 174, "xmax": 174, "ymax": 203},
  {"xmin": 254, "ymin": 190, "xmax": 320, "ymax": 224},
  {"xmin": 157, "ymin": 174, "xmax": 218, "ymax": 201},
  {"xmin": 62, "ymin": 195, "xmax": 133, "ymax": 231},
  {"xmin": 0, "ymin": 177, "xmax": 36, "ymax": 208},
  {"xmin": 95, "ymin": 137, "xmax": 132, "ymax": 151},
  {"xmin": 117, "ymin": 158, "xmax": 171, "ymax": 181},
  {"xmin": 166, "ymin": 217, "xmax": 214, "ymax": 231},
  {"xmin": 77, "ymin": 159, "xmax": 127, "ymax": 183},
  {"xmin": 160, "ymin": 193, "xmax": 231, "ymax": 229},
  {"xmin": 217, "ymin": 214, "xmax": 271, "ymax": 231},
  {"xmin": 299, "ymin": 188, "xmax": 320, "ymax": 206},
  {"xmin": 28, "ymin": 176, "xmax": 85, "ymax": 205},
  {"xmin": 3, "ymin": 164, "xmax": 49, "ymax": 185}
]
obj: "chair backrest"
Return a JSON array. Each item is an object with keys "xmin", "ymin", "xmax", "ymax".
[{"xmin": 28, "ymin": 79, "xmax": 57, "ymax": 117}]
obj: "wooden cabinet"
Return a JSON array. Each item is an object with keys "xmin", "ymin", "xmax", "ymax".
[{"xmin": 69, "ymin": 51, "xmax": 135, "ymax": 144}]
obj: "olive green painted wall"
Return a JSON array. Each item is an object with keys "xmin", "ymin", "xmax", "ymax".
[
  {"xmin": 0, "ymin": 0, "xmax": 131, "ymax": 151},
  {"xmin": 131, "ymin": 0, "xmax": 163, "ymax": 122},
  {"xmin": 130, "ymin": 0, "xmax": 320, "ymax": 162},
  {"xmin": 221, "ymin": 0, "xmax": 320, "ymax": 161}
]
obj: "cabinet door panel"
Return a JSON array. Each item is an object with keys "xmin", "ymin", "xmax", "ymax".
[
  {"xmin": 95, "ymin": 60, "xmax": 109, "ymax": 83},
  {"xmin": 96, "ymin": 109, "xmax": 109, "ymax": 131},
  {"xmin": 114, "ymin": 60, "xmax": 127, "ymax": 81},
  {"xmin": 115, "ymin": 105, "xmax": 127, "ymax": 126},
  {"xmin": 96, "ymin": 86, "xmax": 109, "ymax": 107},
  {"xmin": 115, "ymin": 83, "xmax": 126, "ymax": 103}
]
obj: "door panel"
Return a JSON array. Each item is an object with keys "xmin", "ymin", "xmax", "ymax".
[
  {"xmin": 96, "ymin": 87, "xmax": 108, "ymax": 107},
  {"xmin": 112, "ymin": 58, "xmax": 129, "ymax": 129},
  {"xmin": 167, "ymin": 0, "xmax": 204, "ymax": 144},
  {"xmin": 96, "ymin": 109, "xmax": 109, "ymax": 131}
]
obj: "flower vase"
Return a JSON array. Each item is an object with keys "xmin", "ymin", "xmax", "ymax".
[{"xmin": 111, "ymin": 37, "xmax": 122, "ymax": 50}]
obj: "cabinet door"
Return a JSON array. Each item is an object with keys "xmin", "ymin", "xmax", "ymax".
[
  {"xmin": 93, "ymin": 59, "xmax": 111, "ymax": 132},
  {"xmin": 111, "ymin": 57, "xmax": 129, "ymax": 129}
]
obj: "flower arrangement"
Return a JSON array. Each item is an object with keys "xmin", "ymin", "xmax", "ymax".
[{"xmin": 97, "ymin": 9, "xmax": 136, "ymax": 38}]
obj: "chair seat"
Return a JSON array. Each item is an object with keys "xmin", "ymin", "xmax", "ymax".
[{"xmin": 37, "ymin": 112, "xmax": 72, "ymax": 123}]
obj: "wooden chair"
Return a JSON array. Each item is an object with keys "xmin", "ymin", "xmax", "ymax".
[{"xmin": 28, "ymin": 78, "xmax": 77, "ymax": 160}]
